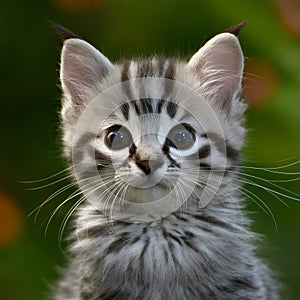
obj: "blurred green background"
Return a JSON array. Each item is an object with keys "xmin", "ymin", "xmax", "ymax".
[{"xmin": 0, "ymin": 0, "xmax": 299, "ymax": 299}]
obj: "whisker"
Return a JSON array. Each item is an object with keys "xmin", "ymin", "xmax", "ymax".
[
  {"xmin": 29, "ymin": 181, "xmax": 77, "ymax": 220},
  {"xmin": 19, "ymin": 167, "xmax": 72, "ymax": 184},
  {"xmin": 108, "ymin": 182, "xmax": 128, "ymax": 230},
  {"xmin": 238, "ymin": 178, "xmax": 295, "ymax": 204},
  {"xmin": 58, "ymin": 197, "xmax": 86, "ymax": 247},
  {"xmin": 235, "ymin": 184, "xmax": 278, "ymax": 230},
  {"xmin": 183, "ymin": 175, "xmax": 231, "ymax": 201},
  {"xmin": 240, "ymin": 161, "xmax": 300, "ymax": 174},
  {"xmin": 175, "ymin": 178, "xmax": 190, "ymax": 212},
  {"xmin": 29, "ymin": 174, "xmax": 105, "ymax": 222},
  {"xmin": 26, "ymin": 175, "xmax": 74, "ymax": 191},
  {"xmin": 227, "ymin": 170, "xmax": 300, "ymax": 199},
  {"xmin": 44, "ymin": 177, "xmax": 114, "ymax": 236}
]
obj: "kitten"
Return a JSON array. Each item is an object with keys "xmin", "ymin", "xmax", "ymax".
[{"xmin": 54, "ymin": 22, "xmax": 279, "ymax": 299}]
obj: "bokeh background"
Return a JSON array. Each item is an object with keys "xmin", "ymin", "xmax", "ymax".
[{"xmin": 0, "ymin": 0, "xmax": 299, "ymax": 299}]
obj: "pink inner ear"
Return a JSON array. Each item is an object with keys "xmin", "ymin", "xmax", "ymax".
[
  {"xmin": 188, "ymin": 33, "xmax": 244, "ymax": 107},
  {"xmin": 60, "ymin": 39, "xmax": 113, "ymax": 103}
]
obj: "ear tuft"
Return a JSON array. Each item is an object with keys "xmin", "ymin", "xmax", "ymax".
[
  {"xmin": 52, "ymin": 22, "xmax": 83, "ymax": 41},
  {"xmin": 223, "ymin": 20, "xmax": 248, "ymax": 37}
]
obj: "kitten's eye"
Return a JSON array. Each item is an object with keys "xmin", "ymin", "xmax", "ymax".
[
  {"xmin": 105, "ymin": 125, "xmax": 132, "ymax": 150},
  {"xmin": 167, "ymin": 124, "xmax": 195, "ymax": 150}
]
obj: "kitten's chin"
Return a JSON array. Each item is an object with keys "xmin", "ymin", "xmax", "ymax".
[
  {"xmin": 125, "ymin": 184, "xmax": 170, "ymax": 204},
  {"xmin": 104, "ymin": 184, "xmax": 189, "ymax": 223}
]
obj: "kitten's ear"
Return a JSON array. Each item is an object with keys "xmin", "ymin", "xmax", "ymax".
[
  {"xmin": 188, "ymin": 32, "xmax": 244, "ymax": 110},
  {"xmin": 60, "ymin": 38, "xmax": 113, "ymax": 104}
]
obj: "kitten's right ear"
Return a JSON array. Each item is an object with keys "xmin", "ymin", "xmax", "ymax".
[{"xmin": 60, "ymin": 37, "xmax": 113, "ymax": 104}]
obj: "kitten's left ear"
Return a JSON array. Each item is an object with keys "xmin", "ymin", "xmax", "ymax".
[{"xmin": 188, "ymin": 32, "xmax": 244, "ymax": 110}]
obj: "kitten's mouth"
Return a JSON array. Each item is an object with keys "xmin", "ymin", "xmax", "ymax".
[
  {"xmin": 123, "ymin": 181, "xmax": 172, "ymax": 204},
  {"xmin": 115, "ymin": 172, "xmax": 176, "ymax": 205},
  {"xmin": 117, "ymin": 172, "xmax": 168, "ymax": 189}
]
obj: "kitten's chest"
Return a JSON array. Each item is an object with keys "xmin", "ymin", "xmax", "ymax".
[
  {"xmin": 73, "ymin": 208, "xmax": 256, "ymax": 300},
  {"xmin": 76, "ymin": 209, "xmax": 245, "ymax": 279}
]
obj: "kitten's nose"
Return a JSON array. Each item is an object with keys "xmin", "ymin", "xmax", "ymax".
[
  {"xmin": 136, "ymin": 157, "xmax": 164, "ymax": 175},
  {"xmin": 136, "ymin": 160, "xmax": 151, "ymax": 175}
]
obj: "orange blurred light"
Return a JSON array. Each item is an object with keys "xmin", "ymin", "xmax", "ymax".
[
  {"xmin": 0, "ymin": 190, "xmax": 23, "ymax": 246},
  {"xmin": 243, "ymin": 60, "xmax": 278, "ymax": 107},
  {"xmin": 275, "ymin": 0, "xmax": 300, "ymax": 38},
  {"xmin": 54, "ymin": 0, "xmax": 105, "ymax": 11}
]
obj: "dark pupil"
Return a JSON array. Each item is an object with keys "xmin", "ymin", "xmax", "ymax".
[
  {"xmin": 108, "ymin": 131, "xmax": 119, "ymax": 144},
  {"xmin": 106, "ymin": 126, "xmax": 132, "ymax": 150},
  {"xmin": 174, "ymin": 131, "xmax": 189, "ymax": 144},
  {"xmin": 168, "ymin": 124, "xmax": 195, "ymax": 150}
]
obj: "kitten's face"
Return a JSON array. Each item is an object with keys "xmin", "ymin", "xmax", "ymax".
[
  {"xmin": 59, "ymin": 29, "xmax": 247, "ymax": 221},
  {"xmin": 93, "ymin": 99, "xmax": 209, "ymax": 201}
]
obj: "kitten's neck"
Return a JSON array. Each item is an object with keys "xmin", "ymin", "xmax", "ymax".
[{"xmin": 75, "ymin": 188, "xmax": 249, "ymax": 243}]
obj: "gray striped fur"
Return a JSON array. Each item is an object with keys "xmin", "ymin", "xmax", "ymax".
[{"xmin": 55, "ymin": 27, "xmax": 279, "ymax": 300}]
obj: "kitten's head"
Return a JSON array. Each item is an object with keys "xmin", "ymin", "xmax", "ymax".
[{"xmin": 58, "ymin": 24, "xmax": 247, "ymax": 221}]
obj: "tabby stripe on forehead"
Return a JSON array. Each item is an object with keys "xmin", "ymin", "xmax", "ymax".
[
  {"xmin": 156, "ymin": 99, "xmax": 178, "ymax": 118},
  {"xmin": 166, "ymin": 101, "xmax": 177, "ymax": 118},
  {"xmin": 164, "ymin": 59, "xmax": 175, "ymax": 80},
  {"xmin": 164, "ymin": 59, "xmax": 178, "ymax": 117},
  {"xmin": 121, "ymin": 60, "xmax": 131, "ymax": 82},
  {"xmin": 163, "ymin": 59, "xmax": 175, "ymax": 92},
  {"xmin": 157, "ymin": 99, "xmax": 164, "ymax": 114},
  {"xmin": 157, "ymin": 56, "xmax": 167, "ymax": 76},
  {"xmin": 119, "ymin": 102, "xmax": 129, "ymax": 120},
  {"xmin": 120, "ymin": 60, "xmax": 132, "ymax": 120},
  {"xmin": 138, "ymin": 60, "xmax": 153, "ymax": 78},
  {"xmin": 132, "ymin": 101, "xmax": 141, "ymax": 115},
  {"xmin": 140, "ymin": 98, "xmax": 154, "ymax": 114}
]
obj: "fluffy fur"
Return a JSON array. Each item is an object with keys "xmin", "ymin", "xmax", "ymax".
[{"xmin": 54, "ymin": 24, "xmax": 279, "ymax": 299}]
